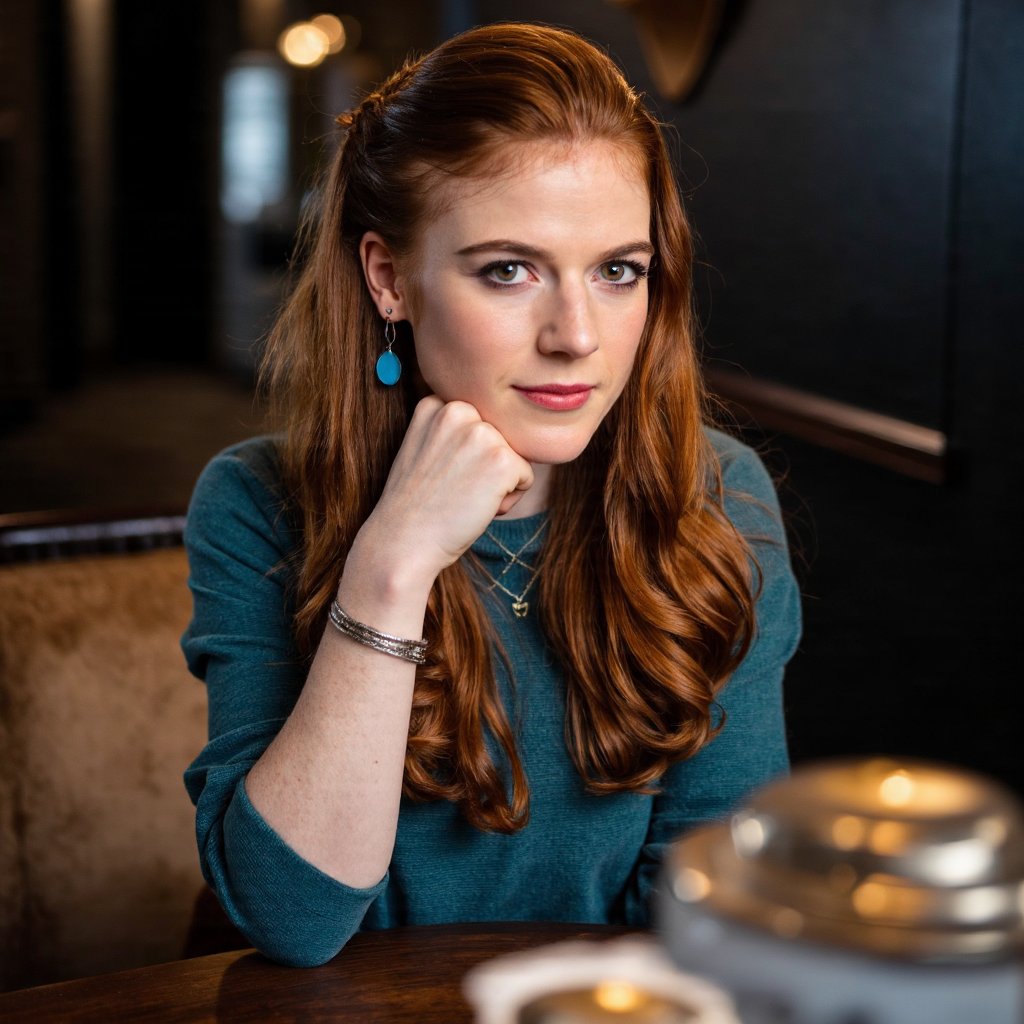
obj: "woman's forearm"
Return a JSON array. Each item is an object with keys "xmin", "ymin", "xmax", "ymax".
[
  {"xmin": 244, "ymin": 397, "xmax": 535, "ymax": 888},
  {"xmin": 244, "ymin": 533, "xmax": 434, "ymax": 889}
]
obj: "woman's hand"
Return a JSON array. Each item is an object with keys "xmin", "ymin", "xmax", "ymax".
[{"xmin": 358, "ymin": 396, "xmax": 534, "ymax": 586}]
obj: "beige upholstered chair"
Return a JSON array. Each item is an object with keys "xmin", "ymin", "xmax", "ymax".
[{"xmin": 0, "ymin": 546, "xmax": 206, "ymax": 991}]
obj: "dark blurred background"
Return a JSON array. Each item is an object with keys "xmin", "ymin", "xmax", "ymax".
[{"xmin": 2, "ymin": 1, "xmax": 1022, "ymax": 792}]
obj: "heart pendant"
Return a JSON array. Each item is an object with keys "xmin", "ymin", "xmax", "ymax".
[{"xmin": 512, "ymin": 601, "xmax": 529, "ymax": 618}]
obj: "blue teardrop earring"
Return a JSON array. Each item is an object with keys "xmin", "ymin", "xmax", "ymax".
[{"xmin": 375, "ymin": 308, "xmax": 401, "ymax": 386}]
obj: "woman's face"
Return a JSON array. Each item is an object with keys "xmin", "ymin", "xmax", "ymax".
[{"xmin": 396, "ymin": 140, "xmax": 652, "ymax": 468}]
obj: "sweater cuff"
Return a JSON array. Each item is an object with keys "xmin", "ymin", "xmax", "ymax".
[{"xmin": 219, "ymin": 779, "xmax": 388, "ymax": 966}]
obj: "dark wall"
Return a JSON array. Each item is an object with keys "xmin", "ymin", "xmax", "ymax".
[
  {"xmin": 770, "ymin": 0, "xmax": 1024, "ymax": 796},
  {"xmin": 678, "ymin": 2, "xmax": 960, "ymax": 429},
  {"xmin": 1, "ymin": 0, "xmax": 45, "ymax": 418},
  {"xmin": 111, "ymin": 0, "xmax": 225, "ymax": 365},
  {"xmin": 472, "ymin": 0, "xmax": 1024, "ymax": 794}
]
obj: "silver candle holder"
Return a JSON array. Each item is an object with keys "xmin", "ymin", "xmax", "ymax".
[{"xmin": 658, "ymin": 756, "xmax": 1024, "ymax": 1024}]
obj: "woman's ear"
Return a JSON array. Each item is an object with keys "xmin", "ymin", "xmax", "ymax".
[{"xmin": 359, "ymin": 231, "xmax": 411, "ymax": 321}]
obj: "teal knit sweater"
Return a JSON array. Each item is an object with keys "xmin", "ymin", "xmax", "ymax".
[{"xmin": 182, "ymin": 430, "xmax": 801, "ymax": 966}]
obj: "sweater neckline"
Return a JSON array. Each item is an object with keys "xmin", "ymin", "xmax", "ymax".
[{"xmin": 471, "ymin": 511, "xmax": 549, "ymax": 562}]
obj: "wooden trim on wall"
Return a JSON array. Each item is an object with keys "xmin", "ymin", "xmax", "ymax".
[{"xmin": 706, "ymin": 368, "xmax": 948, "ymax": 484}]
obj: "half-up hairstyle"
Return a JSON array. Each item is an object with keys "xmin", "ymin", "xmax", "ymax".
[{"xmin": 261, "ymin": 22, "xmax": 757, "ymax": 832}]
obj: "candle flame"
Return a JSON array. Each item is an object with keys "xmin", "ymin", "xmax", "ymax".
[{"xmin": 593, "ymin": 980, "xmax": 643, "ymax": 1013}]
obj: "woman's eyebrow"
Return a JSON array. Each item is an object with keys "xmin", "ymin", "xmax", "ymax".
[
  {"xmin": 454, "ymin": 240, "xmax": 552, "ymax": 260},
  {"xmin": 455, "ymin": 239, "xmax": 655, "ymax": 261},
  {"xmin": 598, "ymin": 240, "xmax": 655, "ymax": 261}
]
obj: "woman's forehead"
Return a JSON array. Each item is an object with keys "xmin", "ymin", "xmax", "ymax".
[
  {"xmin": 401, "ymin": 139, "xmax": 652, "ymax": 274},
  {"xmin": 415, "ymin": 137, "xmax": 650, "ymax": 227}
]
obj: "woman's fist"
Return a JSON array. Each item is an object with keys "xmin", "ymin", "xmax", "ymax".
[{"xmin": 363, "ymin": 397, "xmax": 534, "ymax": 579}]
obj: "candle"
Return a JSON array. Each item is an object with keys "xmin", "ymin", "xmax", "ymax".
[{"xmin": 518, "ymin": 979, "xmax": 703, "ymax": 1023}]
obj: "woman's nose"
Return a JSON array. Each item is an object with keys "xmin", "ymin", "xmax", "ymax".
[{"xmin": 536, "ymin": 285, "xmax": 599, "ymax": 358}]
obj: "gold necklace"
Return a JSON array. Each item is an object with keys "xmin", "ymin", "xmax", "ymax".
[{"xmin": 478, "ymin": 520, "xmax": 547, "ymax": 618}]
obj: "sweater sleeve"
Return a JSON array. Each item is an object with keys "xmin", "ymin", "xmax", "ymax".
[
  {"xmin": 181, "ymin": 442, "xmax": 386, "ymax": 967},
  {"xmin": 621, "ymin": 431, "xmax": 802, "ymax": 924}
]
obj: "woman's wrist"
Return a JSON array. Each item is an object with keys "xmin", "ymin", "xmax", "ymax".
[{"xmin": 336, "ymin": 528, "xmax": 437, "ymax": 639}]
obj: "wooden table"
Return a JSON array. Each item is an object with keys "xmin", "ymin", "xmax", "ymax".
[{"xmin": 0, "ymin": 922, "xmax": 638, "ymax": 1022}]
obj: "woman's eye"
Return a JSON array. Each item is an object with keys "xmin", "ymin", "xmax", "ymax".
[
  {"xmin": 599, "ymin": 261, "xmax": 643, "ymax": 284},
  {"xmin": 483, "ymin": 262, "xmax": 528, "ymax": 285}
]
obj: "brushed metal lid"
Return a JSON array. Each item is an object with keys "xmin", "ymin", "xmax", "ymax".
[{"xmin": 666, "ymin": 757, "xmax": 1024, "ymax": 961}]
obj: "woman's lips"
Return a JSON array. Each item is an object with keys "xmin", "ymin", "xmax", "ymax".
[{"xmin": 513, "ymin": 384, "xmax": 595, "ymax": 411}]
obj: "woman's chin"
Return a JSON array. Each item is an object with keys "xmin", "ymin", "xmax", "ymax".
[{"xmin": 507, "ymin": 432, "xmax": 597, "ymax": 468}]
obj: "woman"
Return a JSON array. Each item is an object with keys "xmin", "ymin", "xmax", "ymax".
[{"xmin": 183, "ymin": 22, "xmax": 801, "ymax": 967}]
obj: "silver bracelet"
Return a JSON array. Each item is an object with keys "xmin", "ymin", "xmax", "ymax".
[{"xmin": 328, "ymin": 600, "xmax": 428, "ymax": 665}]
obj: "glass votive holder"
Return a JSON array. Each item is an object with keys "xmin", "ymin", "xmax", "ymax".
[{"xmin": 464, "ymin": 936, "xmax": 739, "ymax": 1024}]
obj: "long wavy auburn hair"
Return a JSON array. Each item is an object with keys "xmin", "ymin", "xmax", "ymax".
[{"xmin": 261, "ymin": 23, "xmax": 758, "ymax": 833}]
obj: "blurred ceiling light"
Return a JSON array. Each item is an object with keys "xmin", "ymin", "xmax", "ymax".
[
  {"xmin": 311, "ymin": 14, "xmax": 346, "ymax": 54},
  {"xmin": 278, "ymin": 22, "xmax": 330, "ymax": 68}
]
